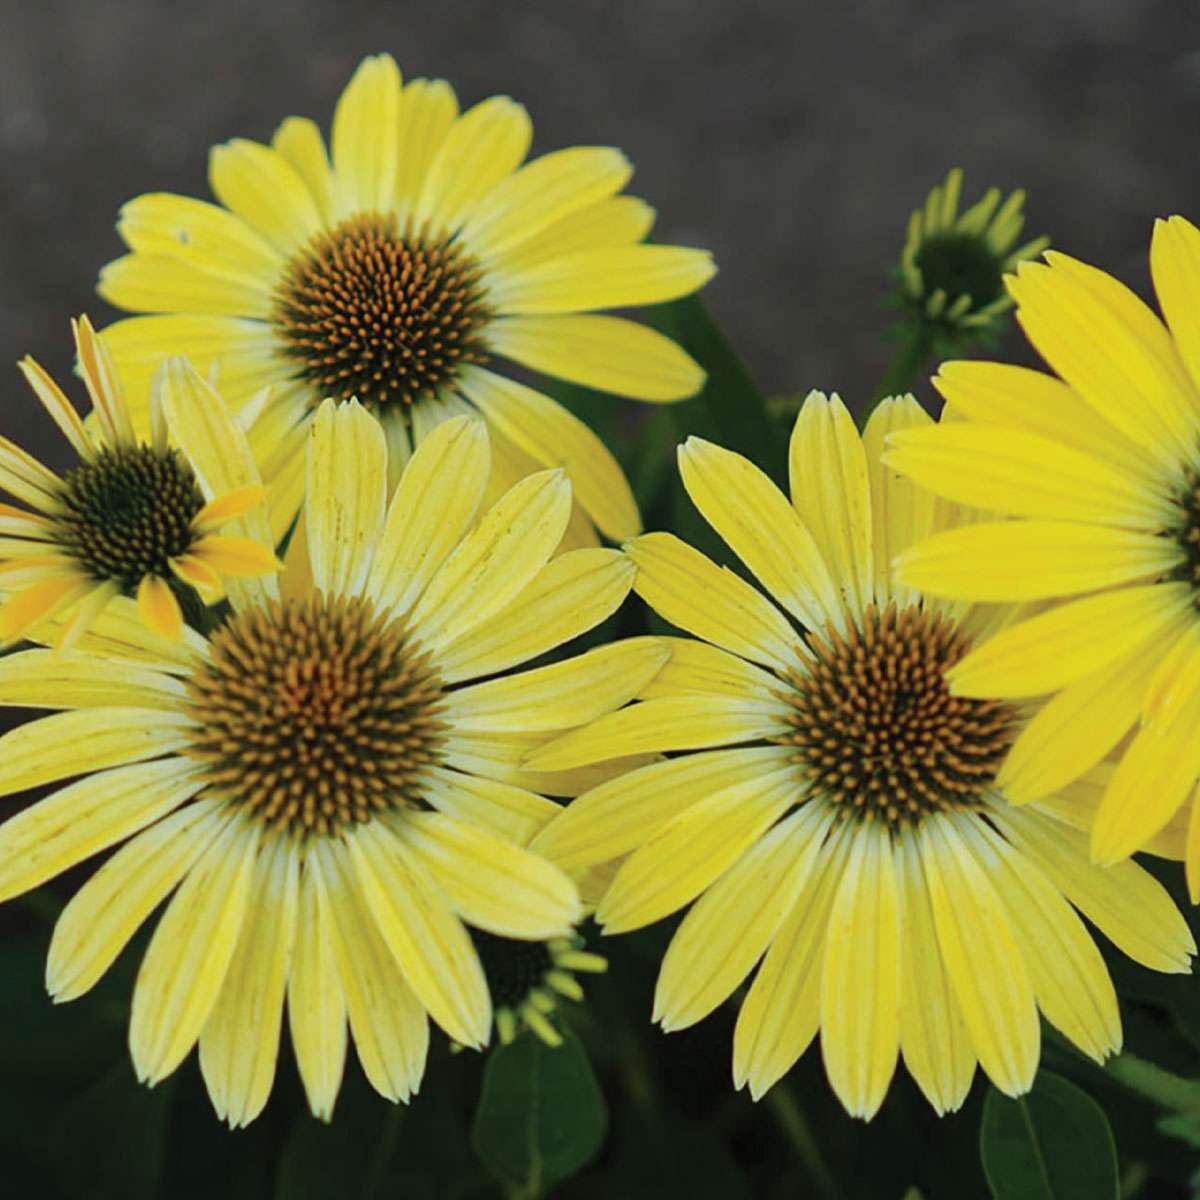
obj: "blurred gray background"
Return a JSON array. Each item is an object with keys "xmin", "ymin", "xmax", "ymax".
[{"xmin": 2, "ymin": 0, "xmax": 1200, "ymax": 460}]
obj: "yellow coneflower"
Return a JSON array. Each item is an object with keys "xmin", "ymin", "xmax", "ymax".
[
  {"xmin": 527, "ymin": 392, "xmax": 1194, "ymax": 1119},
  {"xmin": 886, "ymin": 219, "xmax": 1200, "ymax": 895},
  {"xmin": 0, "ymin": 317, "xmax": 277, "ymax": 641},
  {"xmin": 97, "ymin": 52, "xmax": 714, "ymax": 544},
  {"xmin": 0, "ymin": 364, "xmax": 669, "ymax": 1126}
]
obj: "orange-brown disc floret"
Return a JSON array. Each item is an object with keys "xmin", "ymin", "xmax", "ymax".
[
  {"xmin": 183, "ymin": 593, "xmax": 447, "ymax": 836},
  {"xmin": 273, "ymin": 213, "xmax": 493, "ymax": 411},
  {"xmin": 777, "ymin": 604, "xmax": 1017, "ymax": 826}
]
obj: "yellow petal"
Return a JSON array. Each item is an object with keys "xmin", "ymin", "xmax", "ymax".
[
  {"xmin": 169, "ymin": 552, "xmax": 223, "ymax": 597},
  {"xmin": 74, "ymin": 315, "xmax": 134, "ymax": 446},
  {"xmin": 820, "ymin": 821, "xmax": 900, "ymax": 1120},
  {"xmin": 490, "ymin": 245, "xmax": 716, "ymax": 314},
  {"xmin": 895, "ymin": 520, "xmax": 1180, "ymax": 602},
  {"xmin": 209, "ymin": 138, "xmax": 322, "ymax": 254},
  {"xmin": 679, "ymin": 436, "xmax": 842, "ymax": 631},
  {"xmin": 993, "ymin": 806, "xmax": 1194, "ymax": 972},
  {"xmin": 421, "ymin": 766, "xmax": 561, "ymax": 848},
  {"xmin": 917, "ymin": 815, "xmax": 1039, "ymax": 1097},
  {"xmin": 137, "ymin": 575, "xmax": 183, "ymax": 640},
  {"xmin": 271, "ymin": 116, "xmax": 334, "ymax": 223},
  {"xmin": 493, "ymin": 195, "xmax": 656, "ymax": 275},
  {"xmin": 655, "ymin": 803, "xmax": 835, "ymax": 1032},
  {"xmin": 1186, "ymin": 788, "xmax": 1200, "ymax": 904},
  {"xmin": 487, "ymin": 314, "xmax": 704, "ymax": 402},
  {"xmin": 98, "ymin": 252, "xmax": 273, "ymax": 320},
  {"xmin": 17, "ymin": 356, "xmax": 93, "ymax": 459},
  {"xmin": 330, "ymin": 54, "xmax": 402, "ymax": 216},
  {"xmin": 0, "ymin": 758, "xmax": 204, "ymax": 902},
  {"xmin": 885, "ymin": 422, "xmax": 1167, "ymax": 528},
  {"xmin": 0, "ymin": 647, "xmax": 186, "ymax": 710},
  {"xmin": 394, "ymin": 78, "xmax": 459, "ymax": 217},
  {"xmin": 733, "ymin": 819, "xmax": 852, "ymax": 1098},
  {"xmin": 526, "ymin": 692, "xmax": 793, "ymax": 774},
  {"xmin": 312, "ymin": 839, "xmax": 428, "ymax": 1103},
  {"xmin": 457, "ymin": 366, "xmax": 640, "ymax": 539},
  {"xmin": 860, "ymin": 395, "xmax": 938, "ymax": 609},
  {"xmin": 188, "ymin": 535, "xmax": 279, "ymax": 580},
  {"xmin": 0, "ymin": 573, "xmax": 98, "ymax": 643},
  {"xmin": 408, "ymin": 468, "xmax": 571, "ymax": 651},
  {"xmin": 0, "ymin": 706, "xmax": 193, "ymax": 798},
  {"xmin": 365, "ymin": 414, "xmax": 489, "ymax": 615},
  {"xmin": 956, "ymin": 814, "xmax": 1119, "ymax": 1063},
  {"xmin": 436, "ymin": 548, "xmax": 635, "ymax": 684},
  {"xmin": 304, "ymin": 399, "xmax": 387, "ymax": 597},
  {"xmin": 129, "ymin": 815, "xmax": 259, "ymax": 1083},
  {"xmin": 596, "ymin": 766, "xmax": 797, "ymax": 933},
  {"xmin": 1151, "ymin": 215, "xmax": 1200, "ymax": 397},
  {"xmin": 415, "ymin": 95, "xmax": 531, "ymax": 231},
  {"xmin": 159, "ymin": 358, "xmax": 278, "ymax": 610},
  {"xmin": 400, "ymin": 810, "xmax": 581, "ymax": 937},
  {"xmin": 47, "ymin": 798, "xmax": 227, "ymax": 1001},
  {"xmin": 461, "ymin": 146, "xmax": 631, "ymax": 260},
  {"xmin": 198, "ymin": 833, "xmax": 299, "ymax": 1128},
  {"xmin": 287, "ymin": 853, "xmax": 348, "ymax": 1121},
  {"xmin": 346, "ymin": 821, "xmax": 490, "ymax": 1047},
  {"xmin": 1008, "ymin": 254, "xmax": 1199, "ymax": 466},
  {"xmin": 894, "ymin": 834, "xmax": 975, "ymax": 1115},
  {"xmin": 626, "ymin": 532, "xmax": 804, "ymax": 673},
  {"xmin": 443, "ymin": 638, "xmax": 668, "ymax": 733},
  {"xmin": 789, "ymin": 393, "xmax": 873, "ymax": 617},
  {"xmin": 193, "ymin": 484, "xmax": 268, "ymax": 531},
  {"xmin": 948, "ymin": 584, "xmax": 1192, "ymax": 698},
  {"xmin": 637, "ymin": 637, "xmax": 781, "ymax": 702}
]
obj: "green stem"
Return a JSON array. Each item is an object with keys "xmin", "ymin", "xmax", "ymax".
[
  {"xmin": 1105, "ymin": 1053, "xmax": 1200, "ymax": 1111},
  {"xmin": 764, "ymin": 1084, "xmax": 842, "ymax": 1200},
  {"xmin": 870, "ymin": 326, "xmax": 933, "ymax": 407}
]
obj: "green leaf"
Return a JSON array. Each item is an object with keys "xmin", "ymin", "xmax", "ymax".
[
  {"xmin": 980, "ymin": 1072, "xmax": 1118, "ymax": 1200},
  {"xmin": 471, "ymin": 1029, "xmax": 607, "ymax": 1196}
]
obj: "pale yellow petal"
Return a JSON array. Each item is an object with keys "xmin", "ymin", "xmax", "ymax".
[
  {"xmin": 198, "ymin": 833, "xmax": 299, "ymax": 1128},
  {"xmin": 896, "ymin": 520, "xmax": 1180, "ymax": 602},
  {"xmin": 0, "ymin": 647, "xmax": 187, "ymax": 709},
  {"xmin": 346, "ymin": 821, "xmax": 490, "ymax": 1047},
  {"xmin": 527, "ymin": 693, "xmax": 793, "ymax": 773},
  {"xmin": 1152, "ymin": 215, "xmax": 1200, "ymax": 398},
  {"xmin": 394, "ymin": 78, "xmax": 459, "ymax": 217},
  {"xmin": 820, "ymin": 820, "xmax": 900, "ymax": 1120},
  {"xmin": 17, "ymin": 356, "xmax": 93, "ymax": 458},
  {"xmin": 331, "ymin": 54, "xmax": 402, "ymax": 216},
  {"xmin": 400, "ymin": 810, "xmax": 581, "ymax": 937},
  {"xmin": 287, "ymin": 854, "xmax": 348, "ymax": 1121},
  {"xmin": 47, "ymin": 798, "xmax": 227, "ymax": 1002},
  {"xmin": 74, "ymin": 314, "xmax": 134, "ymax": 445},
  {"xmin": 490, "ymin": 245, "xmax": 715, "ymax": 314},
  {"xmin": 637, "ymin": 637, "xmax": 781, "ymax": 702},
  {"xmin": 655, "ymin": 803, "xmax": 835, "ymax": 1032},
  {"xmin": 443, "ymin": 638, "xmax": 668, "ymax": 733},
  {"xmin": 415, "ymin": 95, "xmax": 531, "ymax": 231},
  {"xmin": 457, "ymin": 366, "xmax": 640, "ymax": 539},
  {"xmin": 408, "ymin": 468, "xmax": 571, "ymax": 651},
  {"xmin": 209, "ymin": 138, "xmax": 322, "ymax": 254},
  {"xmin": 271, "ymin": 116, "xmax": 334, "ymax": 222},
  {"xmin": 492, "ymin": 195, "xmax": 655, "ymax": 274},
  {"xmin": 420, "ymin": 765, "xmax": 561, "ymax": 848},
  {"xmin": 596, "ymin": 766, "xmax": 797, "ymax": 933},
  {"xmin": 917, "ymin": 815, "xmax": 1039, "ymax": 1097},
  {"xmin": 789, "ymin": 393, "xmax": 873, "ymax": 617},
  {"xmin": 487, "ymin": 314, "xmax": 704, "ymax": 402},
  {"xmin": 305, "ymin": 399, "xmax": 387, "ymax": 597},
  {"xmin": 129, "ymin": 814, "xmax": 259, "ymax": 1083},
  {"xmin": 679, "ymin": 437, "xmax": 841, "ymax": 631},
  {"xmin": 436, "ymin": 548, "xmax": 635, "ymax": 684},
  {"xmin": 98, "ymin": 252, "xmax": 274, "ymax": 319},
  {"xmin": 627, "ymin": 532, "xmax": 804, "ymax": 673}
]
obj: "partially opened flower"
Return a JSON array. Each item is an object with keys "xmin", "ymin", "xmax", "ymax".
[
  {"xmin": 0, "ymin": 366, "xmax": 669, "ymax": 1125},
  {"xmin": 98, "ymin": 52, "xmax": 714, "ymax": 544},
  {"xmin": 0, "ymin": 317, "xmax": 277, "ymax": 642},
  {"xmin": 528, "ymin": 392, "xmax": 1193, "ymax": 1120},
  {"xmin": 886, "ymin": 219, "xmax": 1200, "ymax": 895}
]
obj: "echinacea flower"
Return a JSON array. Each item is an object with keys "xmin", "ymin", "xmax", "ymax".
[
  {"xmin": 0, "ymin": 364, "xmax": 669, "ymax": 1126},
  {"xmin": 0, "ymin": 317, "xmax": 277, "ymax": 641},
  {"xmin": 98, "ymin": 52, "xmax": 714, "ymax": 544},
  {"xmin": 527, "ymin": 392, "xmax": 1193, "ymax": 1119},
  {"xmin": 895, "ymin": 168, "xmax": 1048, "ymax": 354},
  {"xmin": 886, "ymin": 220, "xmax": 1200, "ymax": 896}
]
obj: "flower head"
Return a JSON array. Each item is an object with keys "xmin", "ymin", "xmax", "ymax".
[
  {"xmin": 0, "ymin": 317, "xmax": 277, "ymax": 643},
  {"xmin": 98, "ymin": 53, "xmax": 715, "ymax": 544},
  {"xmin": 887, "ymin": 218, "xmax": 1200, "ymax": 898},
  {"xmin": 529, "ymin": 392, "xmax": 1193, "ymax": 1120},
  {"xmin": 895, "ymin": 168, "xmax": 1048, "ymax": 354},
  {"xmin": 0, "ymin": 365, "xmax": 668, "ymax": 1125}
]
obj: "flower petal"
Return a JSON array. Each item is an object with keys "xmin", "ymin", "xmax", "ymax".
[{"xmin": 330, "ymin": 53, "xmax": 402, "ymax": 217}]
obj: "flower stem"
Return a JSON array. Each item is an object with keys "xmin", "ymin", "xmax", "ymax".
[
  {"xmin": 764, "ymin": 1084, "xmax": 841, "ymax": 1200},
  {"xmin": 870, "ymin": 326, "xmax": 933, "ymax": 408},
  {"xmin": 1105, "ymin": 1052, "xmax": 1200, "ymax": 1111}
]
